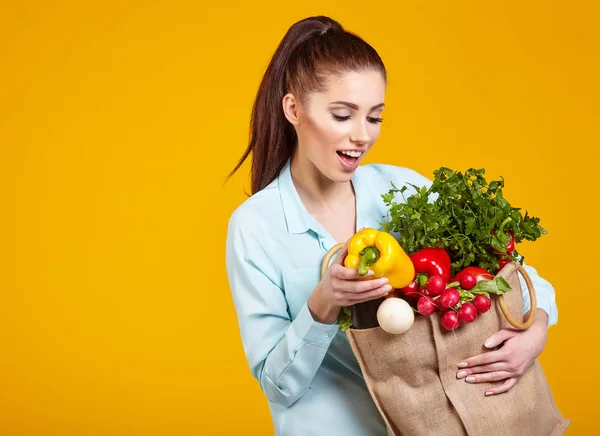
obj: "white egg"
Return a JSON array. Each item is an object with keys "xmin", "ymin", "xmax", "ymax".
[{"xmin": 377, "ymin": 297, "xmax": 415, "ymax": 334}]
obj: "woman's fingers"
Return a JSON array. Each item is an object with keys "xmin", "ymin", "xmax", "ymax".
[
  {"xmin": 457, "ymin": 349, "xmax": 505, "ymax": 369},
  {"xmin": 347, "ymin": 284, "xmax": 393, "ymax": 303},
  {"xmin": 485, "ymin": 377, "xmax": 518, "ymax": 396},
  {"xmin": 456, "ymin": 362, "xmax": 509, "ymax": 378},
  {"xmin": 349, "ymin": 277, "xmax": 389, "ymax": 293},
  {"xmin": 463, "ymin": 371, "xmax": 514, "ymax": 384},
  {"xmin": 337, "ymin": 266, "xmax": 375, "ymax": 280}
]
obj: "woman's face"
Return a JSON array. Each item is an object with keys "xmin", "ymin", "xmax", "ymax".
[{"xmin": 286, "ymin": 69, "xmax": 386, "ymax": 183}]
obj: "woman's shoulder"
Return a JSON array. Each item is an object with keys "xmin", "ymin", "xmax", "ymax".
[
  {"xmin": 359, "ymin": 163, "xmax": 432, "ymax": 189},
  {"xmin": 227, "ymin": 183, "xmax": 284, "ymax": 237}
]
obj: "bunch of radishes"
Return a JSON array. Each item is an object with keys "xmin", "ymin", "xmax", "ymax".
[{"xmin": 406, "ymin": 267, "xmax": 496, "ymax": 331}]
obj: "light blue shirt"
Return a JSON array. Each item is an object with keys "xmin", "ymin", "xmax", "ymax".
[{"xmin": 225, "ymin": 159, "xmax": 558, "ymax": 436}]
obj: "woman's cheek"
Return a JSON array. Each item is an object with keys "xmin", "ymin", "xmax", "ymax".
[{"xmin": 369, "ymin": 124, "xmax": 382, "ymax": 142}]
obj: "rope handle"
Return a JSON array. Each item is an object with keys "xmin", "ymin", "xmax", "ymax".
[{"xmin": 320, "ymin": 244, "xmax": 537, "ymax": 330}]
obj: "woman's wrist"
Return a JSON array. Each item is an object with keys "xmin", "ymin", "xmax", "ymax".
[{"xmin": 308, "ymin": 284, "xmax": 341, "ymax": 324}]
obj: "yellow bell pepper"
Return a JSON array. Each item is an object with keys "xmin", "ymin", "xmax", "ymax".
[{"xmin": 344, "ymin": 228, "xmax": 415, "ymax": 289}]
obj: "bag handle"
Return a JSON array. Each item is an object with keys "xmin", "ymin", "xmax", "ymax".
[
  {"xmin": 321, "ymin": 244, "xmax": 537, "ymax": 330},
  {"xmin": 497, "ymin": 263, "xmax": 537, "ymax": 330},
  {"xmin": 320, "ymin": 242, "xmax": 346, "ymax": 278}
]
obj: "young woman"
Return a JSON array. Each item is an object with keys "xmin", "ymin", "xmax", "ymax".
[{"xmin": 225, "ymin": 16, "xmax": 557, "ymax": 436}]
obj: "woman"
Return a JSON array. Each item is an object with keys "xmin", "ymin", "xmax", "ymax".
[{"xmin": 225, "ymin": 16, "xmax": 557, "ymax": 435}]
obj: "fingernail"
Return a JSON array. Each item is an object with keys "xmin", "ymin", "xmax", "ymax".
[
  {"xmin": 485, "ymin": 391, "xmax": 494, "ymax": 396},
  {"xmin": 484, "ymin": 339, "xmax": 494, "ymax": 348},
  {"xmin": 457, "ymin": 362, "xmax": 468, "ymax": 368},
  {"xmin": 465, "ymin": 376, "xmax": 476, "ymax": 383},
  {"xmin": 366, "ymin": 270, "xmax": 375, "ymax": 276},
  {"xmin": 384, "ymin": 285, "xmax": 392, "ymax": 292},
  {"xmin": 456, "ymin": 371, "xmax": 467, "ymax": 379}
]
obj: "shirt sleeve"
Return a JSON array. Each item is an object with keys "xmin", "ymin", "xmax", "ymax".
[{"xmin": 225, "ymin": 207, "xmax": 339, "ymax": 408}]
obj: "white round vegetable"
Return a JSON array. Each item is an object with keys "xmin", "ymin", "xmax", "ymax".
[{"xmin": 377, "ymin": 297, "xmax": 415, "ymax": 334}]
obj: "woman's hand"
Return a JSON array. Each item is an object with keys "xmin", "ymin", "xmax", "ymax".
[
  {"xmin": 308, "ymin": 240, "xmax": 392, "ymax": 324},
  {"xmin": 455, "ymin": 310, "xmax": 549, "ymax": 396}
]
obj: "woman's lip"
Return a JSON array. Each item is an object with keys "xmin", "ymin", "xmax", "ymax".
[{"xmin": 337, "ymin": 151, "xmax": 362, "ymax": 171}]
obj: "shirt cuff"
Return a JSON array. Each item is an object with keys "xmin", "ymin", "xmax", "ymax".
[{"xmin": 292, "ymin": 302, "xmax": 340, "ymax": 347}]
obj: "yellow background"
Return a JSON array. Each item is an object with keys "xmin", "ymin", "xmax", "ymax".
[{"xmin": 1, "ymin": 1, "xmax": 598, "ymax": 434}]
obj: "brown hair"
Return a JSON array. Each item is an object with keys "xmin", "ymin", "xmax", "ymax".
[{"xmin": 227, "ymin": 16, "xmax": 386, "ymax": 195}]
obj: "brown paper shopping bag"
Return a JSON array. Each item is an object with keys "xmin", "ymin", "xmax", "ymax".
[{"xmin": 322, "ymin": 245, "xmax": 570, "ymax": 436}]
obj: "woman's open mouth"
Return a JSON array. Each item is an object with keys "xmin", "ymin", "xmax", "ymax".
[{"xmin": 337, "ymin": 149, "xmax": 364, "ymax": 170}]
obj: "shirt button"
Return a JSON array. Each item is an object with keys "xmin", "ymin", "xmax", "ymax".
[{"xmin": 327, "ymin": 331, "xmax": 335, "ymax": 338}]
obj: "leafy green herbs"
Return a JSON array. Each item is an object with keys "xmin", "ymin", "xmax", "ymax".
[{"xmin": 380, "ymin": 167, "xmax": 547, "ymax": 275}]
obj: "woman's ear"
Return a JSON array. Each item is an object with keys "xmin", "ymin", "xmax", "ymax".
[{"xmin": 282, "ymin": 93, "xmax": 301, "ymax": 126}]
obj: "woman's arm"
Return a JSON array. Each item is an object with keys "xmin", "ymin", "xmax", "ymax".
[{"xmin": 225, "ymin": 208, "xmax": 338, "ymax": 408}]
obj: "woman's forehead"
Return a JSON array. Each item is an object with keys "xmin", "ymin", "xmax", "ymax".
[{"xmin": 315, "ymin": 70, "xmax": 386, "ymax": 108}]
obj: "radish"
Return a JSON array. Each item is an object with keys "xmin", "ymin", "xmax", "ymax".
[
  {"xmin": 473, "ymin": 295, "xmax": 492, "ymax": 313},
  {"xmin": 400, "ymin": 281, "xmax": 423, "ymax": 299},
  {"xmin": 459, "ymin": 272, "xmax": 477, "ymax": 290},
  {"xmin": 441, "ymin": 311, "xmax": 460, "ymax": 331},
  {"xmin": 426, "ymin": 275, "xmax": 446, "ymax": 297},
  {"xmin": 438, "ymin": 288, "xmax": 460, "ymax": 309},
  {"xmin": 452, "ymin": 267, "xmax": 493, "ymax": 284},
  {"xmin": 435, "ymin": 297, "xmax": 450, "ymax": 312},
  {"xmin": 458, "ymin": 302, "xmax": 478, "ymax": 323},
  {"xmin": 377, "ymin": 297, "xmax": 415, "ymax": 334},
  {"xmin": 417, "ymin": 296, "xmax": 437, "ymax": 316}
]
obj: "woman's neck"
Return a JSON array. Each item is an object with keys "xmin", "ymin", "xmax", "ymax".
[{"xmin": 290, "ymin": 154, "xmax": 354, "ymax": 216}]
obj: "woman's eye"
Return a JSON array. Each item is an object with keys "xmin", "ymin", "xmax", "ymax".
[
  {"xmin": 332, "ymin": 114, "xmax": 383, "ymax": 123},
  {"xmin": 332, "ymin": 114, "xmax": 351, "ymax": 121}
]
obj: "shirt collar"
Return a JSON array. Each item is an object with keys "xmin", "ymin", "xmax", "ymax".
[
  {"xmin": 277, "ymin": 158, "xmax": 365, "ymax": 237},
  {"xmin": 278, "ymin": 158, "xmax": 311, "ymax": 234}
]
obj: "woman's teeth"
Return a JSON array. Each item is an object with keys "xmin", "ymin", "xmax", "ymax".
[{"xmin": 340, "ymin": 150, "xmax": 363, "ymax": 157}]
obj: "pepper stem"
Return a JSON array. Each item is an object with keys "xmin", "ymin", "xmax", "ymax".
[
  {"xmin": 417, "ymin": 273, "xmax": 429, "ymax": 288},
  {"xmin": 499, "ymin": 217, "xmax": 512, "ymax": 234},
  {"xmin": 358, "ymin": 246, "xmax": 379, "ymax": 276}
]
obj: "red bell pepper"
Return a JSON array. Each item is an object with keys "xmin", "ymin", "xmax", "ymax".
[{"xmin": 400, "ymin": 248, "xmax": 451, "ymax": 298}]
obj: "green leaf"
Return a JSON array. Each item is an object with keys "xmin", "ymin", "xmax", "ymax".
[
  {"xmin": 338, "ymin": 307, "xmax": 353, "ymax": 332},
  {"xmin": 472, "ymin": 277, "xmax": 512, "ymax": 295}
]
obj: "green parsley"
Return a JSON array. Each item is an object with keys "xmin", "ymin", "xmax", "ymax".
[{"xmin": 380, "ymin": 167, "xmax": 547, "ymax": 276}]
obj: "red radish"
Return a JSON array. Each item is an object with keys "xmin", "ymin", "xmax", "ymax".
[
  {"xmin": 417, "ymin": 296, "xmax": 437, "ymax": 316},
  {"xmin": 438, "ymin": 288, "xmax": 460, "ymax": 309},
  {"xmin": 441, "ymin": 311, "xmax": 460, "ymax": 331},
  {"xmin": 459, "ymin": 272, "xmax": 477, "ymax": 290},
  {"xmin": 436, "ymin": 300, "xmax": 450, "ymax": 312},
  {"xmin": 426, "ymin": 275, "xmax": 446, "ymax": 297},
  {"xmin": 473, "ymin": 295, "xmax": 492, "ymax": 313},
  {"xmin": 400, "ymin": 281, "xmax": 423, "ymax": 299},
  {"xmin": 458, "ymin": 303, "xmax": 478, "ymax": 323},
  {"xmin": 452, "ymin": 267, "xmax": 493, "ymax": 284}
]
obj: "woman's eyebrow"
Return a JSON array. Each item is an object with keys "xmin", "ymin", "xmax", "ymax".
[{"xmin": 329, "ymin": 101, "xmax": 385, "ymax": 111}]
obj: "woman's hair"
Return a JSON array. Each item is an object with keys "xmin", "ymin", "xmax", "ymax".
[{"xmin": 228, "ymin": 16, "xmax": 387, "ymax": 195}]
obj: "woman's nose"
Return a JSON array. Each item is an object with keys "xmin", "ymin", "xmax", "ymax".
[{"xmin": 350, "ymin": 123, "xmax": 370, "ymax": 144}]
